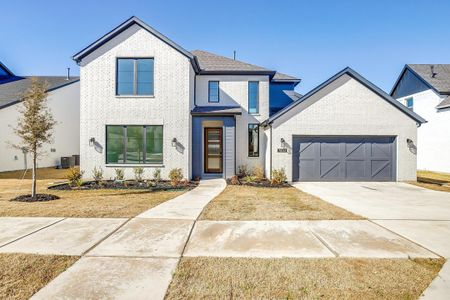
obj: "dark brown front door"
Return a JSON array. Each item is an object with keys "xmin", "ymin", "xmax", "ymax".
[{"xmin": 204, "ymin": 128, "xmax": 223, "ymax": 173}]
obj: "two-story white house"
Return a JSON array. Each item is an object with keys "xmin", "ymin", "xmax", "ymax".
[
  {"xmin": 73, "ymin": 16, "xmax": 425, "ymax": 182},
  {"xmin": 391, "ymin": 64, "xmax": 450, "ymax": 173}
]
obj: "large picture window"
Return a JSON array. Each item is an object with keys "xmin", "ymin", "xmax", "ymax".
[
  {"xmin": 106, "ymin": 125, "xmax": 163, "ymax": 164},
  {"xmin": 117, "ymin": 58, "xmax": 154, "ymax": 96},
  {"xmin": 248, "ymin": 124, "xmax": 259, "ymax": 157},
  {"xmin": 248, "ymin": 81, "xmax": 259, "ymax": 114}
]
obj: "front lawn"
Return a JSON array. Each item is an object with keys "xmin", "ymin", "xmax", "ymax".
[
  {"xmin": 0, "ymin": 253, "xmax": 78, "ymax": 300},
  {"xmin": 0, "ymin": 179, "xmax": 184, "ymax": 218},
  {"xmin": 411, "ymin": 170, "xmax": 450, "ymax": 192},
  {"xmin": 0, "ymin": 167, "xmax": 74, "ymax": 180},
  {"xmin": 200, "ymin": 185, "xmax": 362, "ymax": 220},
  {"xmin": 166, "ymin": 257, "xmax": 444, "ymax": 300}
]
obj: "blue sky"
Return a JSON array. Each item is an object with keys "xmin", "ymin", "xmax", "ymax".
[{"xmin": 1, "ymin": 0, "xmax": 449, "ymax": 93}]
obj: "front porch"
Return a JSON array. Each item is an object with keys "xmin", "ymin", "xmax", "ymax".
[{"xmin": 191, "ymin": 106, "xmax": 241, "ymax": 179}]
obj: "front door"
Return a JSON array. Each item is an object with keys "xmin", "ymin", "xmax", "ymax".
[{"xmin": 204, "ymin": 128, "xmax": 223, "ymax": 173}]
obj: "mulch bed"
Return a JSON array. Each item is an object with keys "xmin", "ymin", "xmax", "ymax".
[
  {"xmin": 48, "ymin": 180, "xmax": 198, "ymax": 192},
  {"xmin": 227, "ymin": 178, "xmax": 290, "ymax": 188},
  {"xmin": 11, "ymin": 194, "xmax": 60, "ymax": 202}
]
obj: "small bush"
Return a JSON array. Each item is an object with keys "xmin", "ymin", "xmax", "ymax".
[
  {"xmin": 115, "ymin": 168, "xmax": 125, "ymax": 181},
  {"xmin": 133, "ymin": 167, "xmax": 144, "ymax": 182},
  {"xmin": 66, "ymin": 168, "xmax": 84, "ymax": 187},
  {"xmin": 168, "ymin": 168, "xmax": 183, "ymax": 187},
  {"xmin": 153, "ymin": 168, "xmax": 161, "ymax": 182},
  {"xmin": 253, "ymin": 167, "xmax": 265, "ymax": 181},
  {"xmin": 243, "ymin": 175, "xmax": 256, "ymax": 183},
  {"xmin": 237, "ymin": 165, "xmax": 251, "ymax": 177},
  {"xmin": 230, "ymin": 175, "xmax": 240, "ymax": 185},
  {"xmin": 92, "ymin": 166, "xmax": 103, "ymax": 184},
  {"xmin": 271, "ymin": 168, "xmax": 287, "ymax": 186}
]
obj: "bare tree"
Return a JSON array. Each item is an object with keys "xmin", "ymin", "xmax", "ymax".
[{"xmin": 13, "ymin": 78, "xmax": 56, "ymax": 199}]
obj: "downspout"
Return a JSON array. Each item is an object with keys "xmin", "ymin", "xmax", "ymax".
[{"xmin": 269, "ymin": 124, "xmax": 273, "ymax": 180}]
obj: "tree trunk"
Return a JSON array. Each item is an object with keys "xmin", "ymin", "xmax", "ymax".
[{"xmin": 32, "ymin": 152, "xmax": 37, "ymax": 199}]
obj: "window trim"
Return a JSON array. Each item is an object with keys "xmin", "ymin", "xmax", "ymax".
[
  {"xmin": 105, "ymin": 124, "xmax": 163, "ymax": 165},
  {"xmin": 248, "ymin": 123, "xmax": 260, "ymax": 158},
  {"xmin": 208, "ymin": 81, "xmax": 220, "ymax": 103},
  {"xmin": 248, "ymin": 81, "xmax": 259, "ymax": 114},
  {"xmin": 116, "ymin": 57, "xmax": 155, "ymax": 97}
]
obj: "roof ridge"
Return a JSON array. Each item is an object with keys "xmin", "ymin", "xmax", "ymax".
[{"xmin": 192, "ymin": 49, "xmax": 272, "ymax": 71}]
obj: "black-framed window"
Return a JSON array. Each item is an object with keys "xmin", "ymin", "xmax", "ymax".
[
  {"xmin": 248, "ymin": 124, "xmax": 259, "ymax": 157},
  {"xmin": 208, "ymin": 81, "xmax": 219, "ymax": 102},
  {"xmin": 106, "ymin": 125, "xmax": 163, "ymax": 164},
  {"xmin": 248, "ymin": 81, "xmax": 259, "ymax": 114},
  {"xmin": 117, "ymin": 58, "xmax": 154, "ymax": 96}
]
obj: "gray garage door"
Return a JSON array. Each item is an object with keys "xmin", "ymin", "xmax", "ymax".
[{"xmin": 293, "ymin": 136, "xmax": 396, "ymax": 181}]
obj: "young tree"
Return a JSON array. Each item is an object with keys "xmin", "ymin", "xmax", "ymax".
[{"xmin": 14, "ymin": 78, "xmax": 56, "ymax": 199}]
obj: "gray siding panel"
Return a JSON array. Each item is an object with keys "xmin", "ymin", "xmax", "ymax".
[{"xmin": 293, "ymin": 136, "xmax": 396, "ymax": 182}]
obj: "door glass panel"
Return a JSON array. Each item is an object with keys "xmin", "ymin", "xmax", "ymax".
[
  {"xmin": 207, "ymin": 130, "xmax": 221, "ymax": 142},
  {"xmin": 208, "ymin": 143, "xmax": 221, "ymax": 155},
  {"xmin": 208, "ymin": 158, "xmax": 221, "ymax": 169}
]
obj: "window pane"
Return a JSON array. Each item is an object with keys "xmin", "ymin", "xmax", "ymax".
[
  {"xmin": 106, "ymin": 126, "xmax": 125, "ymax": 163},
  {"xmin": 117, "ymin": 59, "xmax": 134, "ymax": 95},
  {"xmin": 137, "ymin": 59, "xmax": 154, "ymax": 95},
  {"xmin": 146, "ymin": 126, "xmax": 163, "ymax": 164},
  {"xmin": 208, "ymin": 81, "xmax": 219, "ymax": 102},
  {"xmin": 248, "ymin": 124, "xmax": 259, "ymax": 157},
  {"xmin": 248, "ymin": 82, "xmax": 259, "ymax": 114},
  {"xmin": 126, "ymin": 126, "xmax": 144, "ymax": 163}
]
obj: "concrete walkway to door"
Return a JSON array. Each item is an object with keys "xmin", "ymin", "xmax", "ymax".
[
  {"xmin": 293, "ymin": 181, "xmax": 450, "ymax": 299},
  {"xmin": 29, "ymin": 179, "xmax": 227, "ymax": 300}
]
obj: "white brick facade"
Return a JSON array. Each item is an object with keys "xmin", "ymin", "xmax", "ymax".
[
  {"xmin": 268, "ymin": 75, "xmax": 418, "ymax": 182},
  {"xmin": 80, "ymin": 24, "xmax": 193, "ymax": 179}
]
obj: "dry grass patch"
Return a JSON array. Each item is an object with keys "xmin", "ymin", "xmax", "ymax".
[
  {"xmin": 410, "ymin": 181, "xmax": 450, "ymax": 193},
  {"xmin": 0, "ymin": 179, "xmax": 184, "ymax": 218},
  {"xmin": 410, "ymin": 170, "xmax": 450, "ymax": 192},
  {"xmin": 166, "ymin": 257, "xmax": 444, "ymax": 300},
  {"xmin": 0, "ymin": 253, "xmax": 78, "ymax": 300},
  {"xmin": 0, "ymin": 167, "xmax": 74, "ymax": 180},
  {"xmin": 418, "ymin": 170, "xmax": 450, "ymax": 182},
  {"xmin": 200, "ymin": 185, "xmax": 362, "ymax": 220}
]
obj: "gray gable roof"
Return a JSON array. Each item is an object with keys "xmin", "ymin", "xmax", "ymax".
[
  {"xmin": 436, "ymin": 95, "xmax": 450, "ymax": 109},
  {"xmin": 73, "ymin": 16, "xmax": 200, "ymax": 72},
  {"xmin": 283, "ymin": 90, "xmax": 303, "ymax": 101},
  {"xmin": 407, "ymin": 64, "xmax": 450, "ymax": 94},
  {"xmin": 0, "ymin": 76, "xmax": 79, "ymax": 109},
  {"xmin": 264, "ymin": 67, "xmax": 426, "ymax": 126},
  {"xmin": 272, "ymin": 72, "xmax": 301, "ymax": 83},
  {"xmin": 192, "ymin": 50, "xmax": 275, "ymax": 75}
]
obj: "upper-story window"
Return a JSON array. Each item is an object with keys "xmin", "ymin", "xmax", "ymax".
[
  {"xmin": 208, "ymin": 81, "xmax": 219, "ymax": 103},
  {"xmin": 248, "ymin": 81, "xmax": 259, "ymax": 114},
  {"xmin": 406, "ymin": 97, "xmax": 414, "ymax": 110},
  {"xmin": 117, "ymin": 58, "xmax": 154, "ymax": 96}
]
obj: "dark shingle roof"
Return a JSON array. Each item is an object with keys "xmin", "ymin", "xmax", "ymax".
[
  {"xmin": 437, "ymin": 96, "xmax": 450, "ymax": 109},
  {"xmin": 0, "ymin": 76, "xmax": 79, "ymax": 109},
  {"xmin": 191, "ymin": 106, "xmax": 242, "ymax": 115},
  {"xmin": 283, "ymin": 90, "xmax": 303, "ymax": 101},
  {"xmin": 192, "ymin": 50, "xmax": 275, "ymax": 75},
  {"xmin": 407, "ymin": 64, "xmax": 450, "ymax": 94}
]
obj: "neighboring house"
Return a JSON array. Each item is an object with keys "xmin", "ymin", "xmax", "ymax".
[
  {"xmin": 0, "ymin": 61, "xmax": 80, "ymax": 172},
  {"xmin": 73, "ymin": 16, "xmax": 424, "ymax": 182},
  {"xmin": 391, "ymin": 64, "xmax": 450, "ymax": 173}
]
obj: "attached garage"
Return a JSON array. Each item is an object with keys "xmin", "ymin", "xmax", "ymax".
[
  {"xmin": 292, "ymin": 136, "xmax": 395, "ymax": 181},
  {"xmin": 264, "ymin": 68, "xmax": 426, "ymax": 182}
]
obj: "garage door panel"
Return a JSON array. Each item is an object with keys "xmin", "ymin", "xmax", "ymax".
[{"xmin": 293, "ymin": 136, "xmax": 395, "ymax": 182}]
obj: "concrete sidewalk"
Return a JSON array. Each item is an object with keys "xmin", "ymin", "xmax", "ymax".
[{"xmin": 29, "ymin": 178, "xmax": 226, "ymax": 300}]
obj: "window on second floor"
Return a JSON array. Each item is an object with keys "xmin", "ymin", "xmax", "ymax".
[
  {"xmin": 248, "ymin": 81, "xmax": 259, "ymax": 114},
  {"xmin": 406, "ymin": 97, "xmax": 414, "ymax": 110},
  {"xmin": 117, "ymin": 58, "xmax": 154, "ymax": 96},
  {"xmin": 208, "ymin": 81, "xmax": 219, "ymax": 102}
]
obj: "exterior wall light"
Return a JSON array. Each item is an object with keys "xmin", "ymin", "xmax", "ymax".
[
  {"xmin": 89, "ymin": 137, "xmax": 96, "ymax": 147},
  {"xmin": 406, "ymin": 138, "xmax": 417, "ymax": 154},
  {"xmin": 281, "ymin": 138, "xmax": 286, "ymax": 147},
  {"xmin": 171, "ymin": 138, "xmax": 178, "ymax": 147}
]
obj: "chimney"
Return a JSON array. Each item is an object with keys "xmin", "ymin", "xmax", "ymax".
[
  {"xmin": 66, "ymin": 67, "xmax": 70, "ymax": 80},
  {"xmin": 233, "ymin": 50, "xmax": 236, "ymax": 60},
  {"xmin": 431, "ymin": 65, "xmax": 436, "ymax": 78}
]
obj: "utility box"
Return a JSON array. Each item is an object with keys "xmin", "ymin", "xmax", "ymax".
[
  {"xmin": 61, "ymin": 156, "xmax": 75, "ymax": 169},
  {"xmin": 72, "ymin": 155, "xmax": 80, "ymax": 166}
]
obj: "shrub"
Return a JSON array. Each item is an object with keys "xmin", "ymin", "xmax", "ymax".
[
  {"xmin": 66, "ymin": 168, "xmax": 84, "ymax": 187},
  {"xmin": 237, "ymin": 165, "xmax": 251, "ymax": 177},
  {"xmin": 243, "ymin": 175, "xmax": 256, "ymax": 183},
  {"xmin": 133, "ymin": 167, "xmax": 144, "ymax": 182},
  {"xmin": 168, "ymin": 168, "xmax": 183, "ymax": 187},
  {"xmin": 92, "ymin": 166, "xmax": 103, "ymax": 184},
  {"xmin": 253, "ymin": 167, "xmax": 265, "ymax": 181},
  {"xmin": 153, "ymin": 168, "xmax": 161, "ymax": 182},
  {"xmin": 115, "ymin": 168, "xmax": 125, "ymax": 181},
  {"xmin": 230, "ymin": 175, "xmax": 240, "ymax": 185},
  {"xmin": 271, "ymin": 168, "xmax": 287, "ymax": 186}
]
